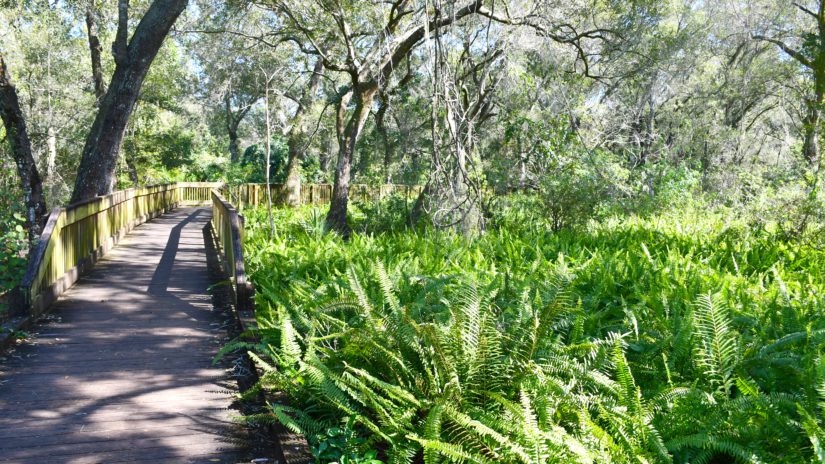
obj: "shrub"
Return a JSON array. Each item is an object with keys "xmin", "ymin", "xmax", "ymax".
[{"xmin": 0, "ymin": 196, "xmax": 28, "ymax": 318}]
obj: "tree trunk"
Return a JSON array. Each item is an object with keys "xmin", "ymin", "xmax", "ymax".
[
  {"xmin": 125, "ymin": 153, "xmax": 139, "ymax": 187},
  {"xmin": 409, "ymin": 181, "xmax": 430, "ymax": 226},
  {"xmin": 228, "ymin": 128, "xmax": 240, "ymax": 163},
  {"xmin": 0, "ymin": 55, "xmax": 47, "ymax": 241},
  {"xmin": 320, "ymin": 131, "xmax": 333, "ymax": 174},
  {"xmin": 46, "ymin": 126, "xmax": 57, "ymax": 189},
  {"xmin": 285, "ymin": 58, "xmax": 324, "ymax": 207},
  {"xmin": 444, "ymin": 97, "xmax": 481, "ymax": 236},
  {"xmin": 264, "ymin": 86, "xmax": 275, "ymax": 235},
  {"xmin": 802, "ymin": 103, "xmax": 820, "ymax": 166},
  {"xmin": 85, "ymin": 0, "xmax": 107, "ymax": 102},
  {"xmin": 803, "ymin": 66, "xmax": 824, "ymax": 167},
  {"xmin": 325, "ymin": 86, "xmax": 376, "ymax": 236},
  {"xmin": 224, "ymin": 92, "xmax": 249, "ymax": 164},
  {"xmin": 70, "ymin": 0, "xmax": 188, "ymax": 203}
]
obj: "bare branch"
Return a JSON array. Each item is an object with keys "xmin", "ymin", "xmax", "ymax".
[
  {"xmin": 752, "ymin": 34, "xmax": 813, "ymax": 68},
  {"xmin": 793, "ymin": 2, "xmax": 819, "ymax": 19}
]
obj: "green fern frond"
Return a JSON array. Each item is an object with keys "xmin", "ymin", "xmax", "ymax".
[
  {"xmin": 693, "ymin": 292, "xmax": 740, "ymax": 395},
  {"xmin": 666, "ymin": 433, "xmax": 763, "ymax": 464},
  {"xmin": 409, "ymin": 436, "xmax": 496, "ymax": 464}
]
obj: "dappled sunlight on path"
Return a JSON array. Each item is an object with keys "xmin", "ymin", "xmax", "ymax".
[{"xmin": 0, "ymin": 208, "xmax": 249, "ymax": 463}]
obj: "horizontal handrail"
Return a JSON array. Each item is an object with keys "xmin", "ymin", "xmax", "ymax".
[
  {"xmin": 210, "ymin": 189, "xmax": 255, "ymax": 331},
  {"xmin": 11, "ymin": 181, "xmax": 421, "ymax": 324},
  {"xmin": 17, "ymin": 184, "xmax": 181, "ymax": 316},
  {"xmin": 225, "ymin": 182, "xmax": 422, "ymax": 209}
]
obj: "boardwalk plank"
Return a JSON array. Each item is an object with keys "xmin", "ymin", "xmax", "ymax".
[{"xmin": 0, "ymin": 208, "xmax": 252, "ymax": 464}]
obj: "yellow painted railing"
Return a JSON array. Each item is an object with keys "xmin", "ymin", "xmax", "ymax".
[
  {"xmin": 17, "ymin": 184, "xmax": 183, "ymax": 316},
  {"xmin": 13, "ymin": 181, "xmax": 421, "ymax": 323},
  {"xmin": 210, "ymin": 190, "xmax": 255, "ymax": 331},
  {"xmin": 225, "ymin": 183, "xmax": 423, "ymax": 209},
  {"xmin": 178, "ymin": 182, "xmax": 224, "ymax": 205}
]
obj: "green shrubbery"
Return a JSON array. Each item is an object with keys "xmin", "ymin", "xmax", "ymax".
[
  {"xmin": 237, "ymin": 200, "xmax": 825, "ymax": 463},
  {"xmin": 0, "ymin": 188, "xmax": 28, "ymax": 319}
]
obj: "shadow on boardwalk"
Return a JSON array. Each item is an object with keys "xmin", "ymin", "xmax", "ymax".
[{"xmin": 0, "ymin": 208, "xmax": 276, "ymax": 464}]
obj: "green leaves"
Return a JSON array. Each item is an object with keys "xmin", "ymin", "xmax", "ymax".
[
  {"xmin": 0, "ymin": 203, "xmax": 28, "ymax": 306},
  {"xmin": 240, "ymin": 203, "xmax": 825, "ymax": 463},
  {"xmin": 692, "ymin": 293, "xmax": 740, "ymax": 396}
]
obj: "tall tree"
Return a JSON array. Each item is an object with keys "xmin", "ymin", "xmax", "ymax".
[
  {"xmin": 276, "ymin": 0, "xmax": 494, "ymax": 234},
  {"xmin": 176, "ymin": 2, "xmax": 274, "ymax": 164},
  {"xmin": 753, "ymin": 0, "xmax": 825, "ymax": 166},
  {"xmin": 0, "ymin": 54, "xmax": 48, "ymax": 240},
  {"xmin": 224, "ymin": 85, "xmax": 257, "ymax": 163},
  {"xmin": 275, "ymin": 0, "xmax": 619, "ymax": 234},
  {"xmin": 70, "ymin": 0, "xmax": 188, "ymax": 202},
  {"xmin": 284, "ymin": 57, "xmax": 324, "ymax": 206}
]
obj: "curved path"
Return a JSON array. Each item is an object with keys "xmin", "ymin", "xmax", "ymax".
[{"xmin": 0, "ymin": 208, "xmax": 252, "ymax": 463}]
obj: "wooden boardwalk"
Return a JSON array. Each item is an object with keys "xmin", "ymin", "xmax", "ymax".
[{"xmin": 0, "ymin": 208, "xmax": 254, "ymax": 463}]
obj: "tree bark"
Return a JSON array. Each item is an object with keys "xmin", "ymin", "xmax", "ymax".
[
  {"xmin": 228, "ymin": 128, "xmax": 240, "ymax": 162},
  {"xmin": 46, "ymin": 126, "xmax": 57, "ymax": 182},
  {"xmin": 284, "ymin": 58, "xmax": 324, "ymax": 206},
  {"xmin": 0, "ymin": 55, "xmax": 47, "ymax": 241},
  {"xmin": 85, "ymin": 0, "xmax": 107, "ymax": 102},
  {"xmin": 802, "ymin": 100, "xmax": 821, "ymax": 166},
  {"xmin": 264, "ymin": 85, "xmax": 275, "ymax": 236},
  {"xmin": 70, "ymin": 0, "xmax": 188, "ymax": 203},
  {"xmin": 803, "ymin": 65, "xmax": 825, "ymax": 167},
  {"xmin": 325, "ymin": 86, "xmax": 377, "ymax": 236}
]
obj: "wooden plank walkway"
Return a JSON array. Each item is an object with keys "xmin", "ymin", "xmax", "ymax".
[{"xmin": 0, "ymin": 208, "xmax": 254, "ymax": 463}]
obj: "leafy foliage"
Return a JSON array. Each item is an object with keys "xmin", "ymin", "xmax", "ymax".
[
  {"xmin": 0, "ymin": 187, "xmax": 28, "ymax": 318},
  {"xmin": 241, "ymin": 202, "xmax": 825, "ymax": 463}
]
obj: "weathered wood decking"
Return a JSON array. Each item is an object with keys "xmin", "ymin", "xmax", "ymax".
[{"xmin": 0, "ymin": 208, "xmax": 254, "ymax": 463}]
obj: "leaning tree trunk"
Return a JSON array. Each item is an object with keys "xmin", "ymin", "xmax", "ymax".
[
  {"xmin": 325, "ymin": 86, "xmax": 377, "ymax": 236},
  {"xmin": 70, "ymin": 0, "xmax": 188, "ymax": 203},
  {"xmin": 0, "ymin": 55, "xmax": 48, "ymax": 241}
]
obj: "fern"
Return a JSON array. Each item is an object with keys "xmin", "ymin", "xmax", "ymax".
[
  {"xmin": 693, "ymin": 293, "xmax": 740, "ymax": 396},
  {"xmin": 239, "ymin": 205, "xmax": 825, "ymax": 463}
]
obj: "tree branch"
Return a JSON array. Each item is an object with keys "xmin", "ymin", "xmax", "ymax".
[
  {"xmin": 114, "ymin": 0, "xmax": 129, "ymax": 65},
  {"xmin": 793, "ymin": 1, "xmax": 819, "ymax": 20},
  {"xmin": 753, "ymin": 34, "xmax": 812, "ymax": 68}
]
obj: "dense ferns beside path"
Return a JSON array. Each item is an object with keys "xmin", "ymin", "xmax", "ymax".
[
  {"xmin": 239, "ymin": 263, "xmax": 672, "ymax": 463},
  {"xmin": 233, "ymin": 265, "xmax": 825, "ymax": 463},
  {"xmin": 229, "ymin": 205, "xmax": 825, "ymax": 463}
]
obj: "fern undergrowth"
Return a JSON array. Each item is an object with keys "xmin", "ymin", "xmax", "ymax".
[{"xmin": 235, "ymin": 201, "xmax": 825, "ymax": 464}]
